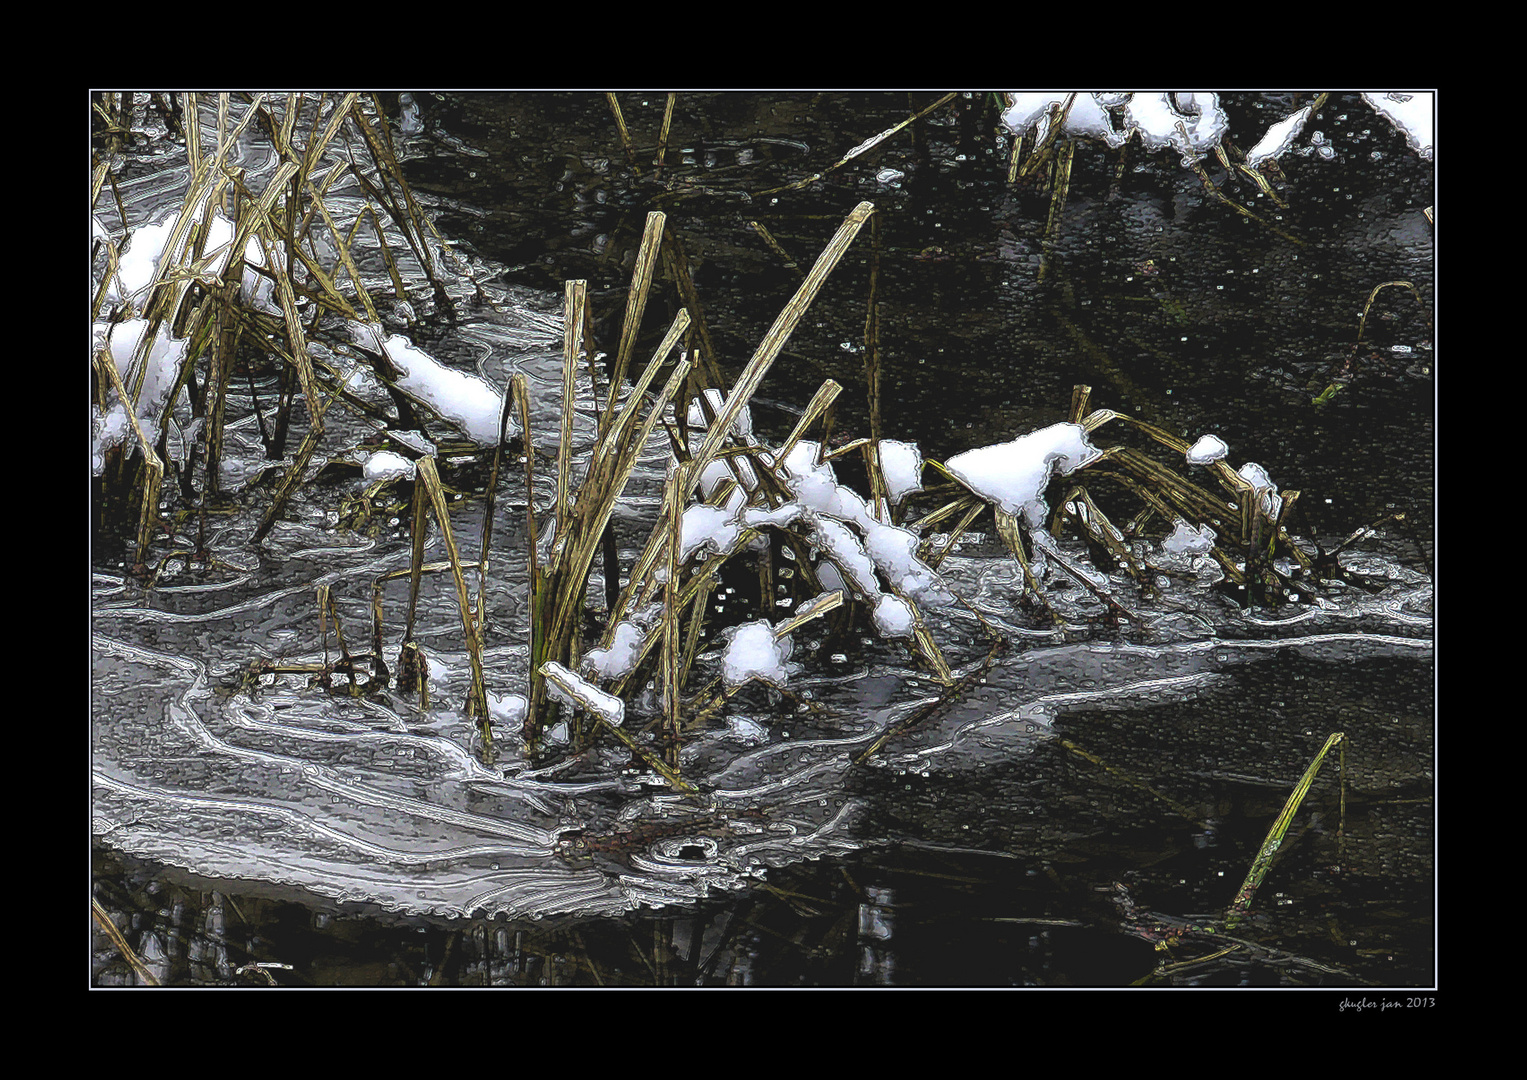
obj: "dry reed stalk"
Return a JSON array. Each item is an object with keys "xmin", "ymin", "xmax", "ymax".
[
  {"xmin": 557, "ymin": 281, "xmax": 587, "ymax": 542},
  {"xmin": 748, "ymin": 220, "xmax": 803, "ymax": 277},
  {"xmin": 755, "ymin": 97, "xmax": 956, "ymax": 197},
  {"xmin": 1225, "ymin": 732, "xmax": 1346, "ymax": 930},
  {"xmin": 605, "ymin": 93, "xmax": 639, "ymax": 169},
  {"xmin": 662, "ymin": 462, "xmax": 691, "ymax": 764},
  {"xmin": 655, "ymin": 93, "xmax": 676, "ymax": 173},
  {"xmin": 96, "ymin": 344, "xmax": 165, "ymax": 566},
  {"xmin": 92, "ymin": 899, "xmax": 161, "ymax": 987},
  {"xmin": 606, "ymin": 212, "xmax": 667, "ymax": 417},
  {"xmin": 1017, "ymin": 95, "xmax": 1077, "ymax": 181},
  {"xmin": 415, "ymin": 456, "xmax": 490, "ymax": 741},
  {"xmin": 527, "ymin": 317, "xmax": 693, "ymax": 739},
  {"xmin": 682, "ymin": 202, "xmax": 876, "ymax": 501},
  {"xmin": 921, "ymin": 498, "xmax": 984, "ymax": 571}
]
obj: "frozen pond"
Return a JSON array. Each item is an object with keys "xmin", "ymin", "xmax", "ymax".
[{"xmin": 92, "ymin": 93, "xmax": 1434, "ymax": 987}]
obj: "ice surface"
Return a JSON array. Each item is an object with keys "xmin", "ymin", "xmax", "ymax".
[{"xmin": 487, "ymin": 692, "xmax": 528, "ymax": 727}]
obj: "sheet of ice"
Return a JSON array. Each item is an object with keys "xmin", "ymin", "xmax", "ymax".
[
  {"xmin": 1361, "ymin": 92, "xmax": 1433, "ymax": 160},
  {"xmin": 583, "ymin": 621, "xmax": 645, "ymax": 680},
  {"xmin": 541, "ymin": 662, "xmax": 625, "ymax": 727},
  {"xmin": 1162, "ymin": 519, "xmax": 1216, "ymax": 556},
  {"xmin": 878, "ymin": 440, "xmax": 923, "ymax": 505},
  {"xmin": 1186, "ymin": 433, "xmax": 1228, "ymax": 465},
  {"xmin": 721, "ymin": 620, "xmax": 795, "ymax": 689},
  {"xmin": 944, "ymin": 422, "xmax": 1100, "ymax": 527}
]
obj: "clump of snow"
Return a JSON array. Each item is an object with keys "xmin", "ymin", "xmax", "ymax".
[
  {"xmin": 944, "ymin": 422, "xmax": 1100, "ymax": 527},
  {"xmin": 1245, "ymin": 106, "xmax": 1314, "ymax": 167},
  {"xmin": 782, "ymin": 441, "xmax": 863, "ymax": 521},
  {"xmin": 805, "ymin": 515, "xmax": 881, "ymax": 600},
  {"xmin": 1361, "ymin": 92, "xmax": 1433, "ymax": 161},
  {"xmin": 696, "ymin": 456, "xmax": 757, "ymax": 501},
  {"xmin": 1238, "ymin": 463, "xmax": 1283, "ymax": 518},
  {"xmin": 1002, "ymin": 93, "xmax": 1227, "ymax": 159},
  {"xmin": 680, "ymin": 504, "xmax": 740, "ymax": 562},
  {"xmin": 583, "ymin": 621, "xmax": 645, "ymax": 680},
  {"xmin": 91, "ymin": 319, "xmax": 190, "ymax": 474},
  {"xmin": 350, "ymin": 322, "xmax": 510, "ymax": 446},
  {"xmin": 1186, "ymin": 434, "xmax": 1228, "ymax": 465},
  {"xmin": 721, "ymin": 620, "xmax": 796, "ymax": 689},
  {"xmin": 877, "ymin": 440, "xmax": 923, "ymax": 505},
  {"xmin": 106, "ymin": 204, "xmax": 279, "ymax": 314},
  {"xmin": 387, "ymin": 430, "xmax": 438, "ymax": 457},
  {"xmin": 487, "ymin": 692, "xmax": 528, "ymax": 728},
  {"xmin": 111, "ymin": 215, "xmax": 179, "ymax": 304},
  {"xmin": 541, "ymin": 661, "xmax": 625, "ymax": 726},
  {"xmin": 860, "ymin": 520, "xmax": 951, "ymax": 606},
  {"xmin": 1002, "ymin": 93, "xmax": 1128, "ymax": 149},
  {"xmin": 1162, "ymin": 519, "xmax": 1216, "ymax": 556},
  {"xmin": 740, "ymin": 502, "xmax": 804, "ymax": 531},
  {"xmin": 871, "ymin": 594, "xmax": 916, "ymax": 639},
  {"xmin": 363, "ymin": 451, "xmax": 415, "ymax": 483}
]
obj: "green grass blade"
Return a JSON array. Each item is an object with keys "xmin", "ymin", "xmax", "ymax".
[{"xmin": 1225, "ymin": 732, "xmax": 1346, "ymax": 929}]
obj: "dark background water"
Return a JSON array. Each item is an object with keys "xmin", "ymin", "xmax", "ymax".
[
  {"xmin": 92, "ymin": 92, "xmax": 1435, "ymax": 988},
  {"xmin": 410, "ymin": 92, "xmax": 1433, "ymax": 545}
]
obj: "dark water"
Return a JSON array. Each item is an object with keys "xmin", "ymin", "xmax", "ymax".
[{"xmin": 92, "ymin": 92, "xmax": 1434, "ymax": 988}]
